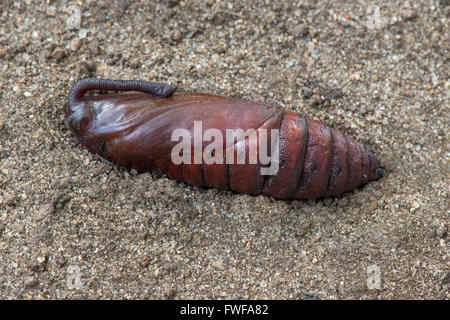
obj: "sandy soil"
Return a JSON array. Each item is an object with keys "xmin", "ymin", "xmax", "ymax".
[{"xmin": 0, "ymin": 0, "xmax": 448, "ymax": 299}]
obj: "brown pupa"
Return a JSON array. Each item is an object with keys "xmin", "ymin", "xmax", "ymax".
[{"xmin": 66, "ymin": 78, "xmax": 382, "ymax": 199}]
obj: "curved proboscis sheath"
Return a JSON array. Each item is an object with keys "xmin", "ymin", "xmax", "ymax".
[{"xmin": 66, "ymin": 78, "xmax": 382, "ymax": 199}]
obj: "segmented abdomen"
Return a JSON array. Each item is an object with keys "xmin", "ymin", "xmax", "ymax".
[{"xmin": 264, "ymin": 112, "xmax": 379, "ymax": 199}]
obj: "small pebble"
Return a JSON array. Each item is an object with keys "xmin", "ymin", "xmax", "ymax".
[
  {"xmin": 51, "ymin": 48, "xmax": 67, "ymax": 62},
  {"xmin": 0, "ymin": 48, "xmax": 8, "ymax": 59},
  {"xmin": 211, "ymin": 259, "xmax": 225, "ymax": 270},
  {"xmin": 290, "ymin": 24, "xmax": 309, "ymax": 38},
  {"xmin": 13, "ymin": 223, "xmax": 25, "ymax": 233},
  {"xmin": 402, "ymin": 9, "xmax": 417, "ymax": 21},
  {"xmin": 4, "ymin": 193, "xmax": 16, "ymax": 206},
  {"xmin": 301, "ymin": 87, "xmax": 313, "ymax": 99},
  {"xmin": 70, "ymin": 38, "xmax": 81, "ymax": 51},
  {"xmin": 436, "ymin": 225, "xmax": 447, "ymax": 239},
  {"xmin": 169, "ymin": 30, "xmax": 183, "ymax": 43},
  {"xmin": 31, "ymin": 256, "xmax": 47, "ymax": 272},
  {"xmin": 141, "ymin": 259, "xmax": 150, "ymax": 268},
  {"xmin": 24, "ymin": 277, "xmax": 39, "ymax": 288},
  {"xmin": 112, "ymin": 270, "xmax": 122, "ymax": 281},
  {"xmin": 46, "ymin": 6, "xmax": 57, "ymax": 17},
  {"xmin": 430, "ymin": 220, "xmax": 440, "ymax": 229},
  {"xmin": 167, "ymin": 0, "xmax": 180, "ymax": 7}
]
